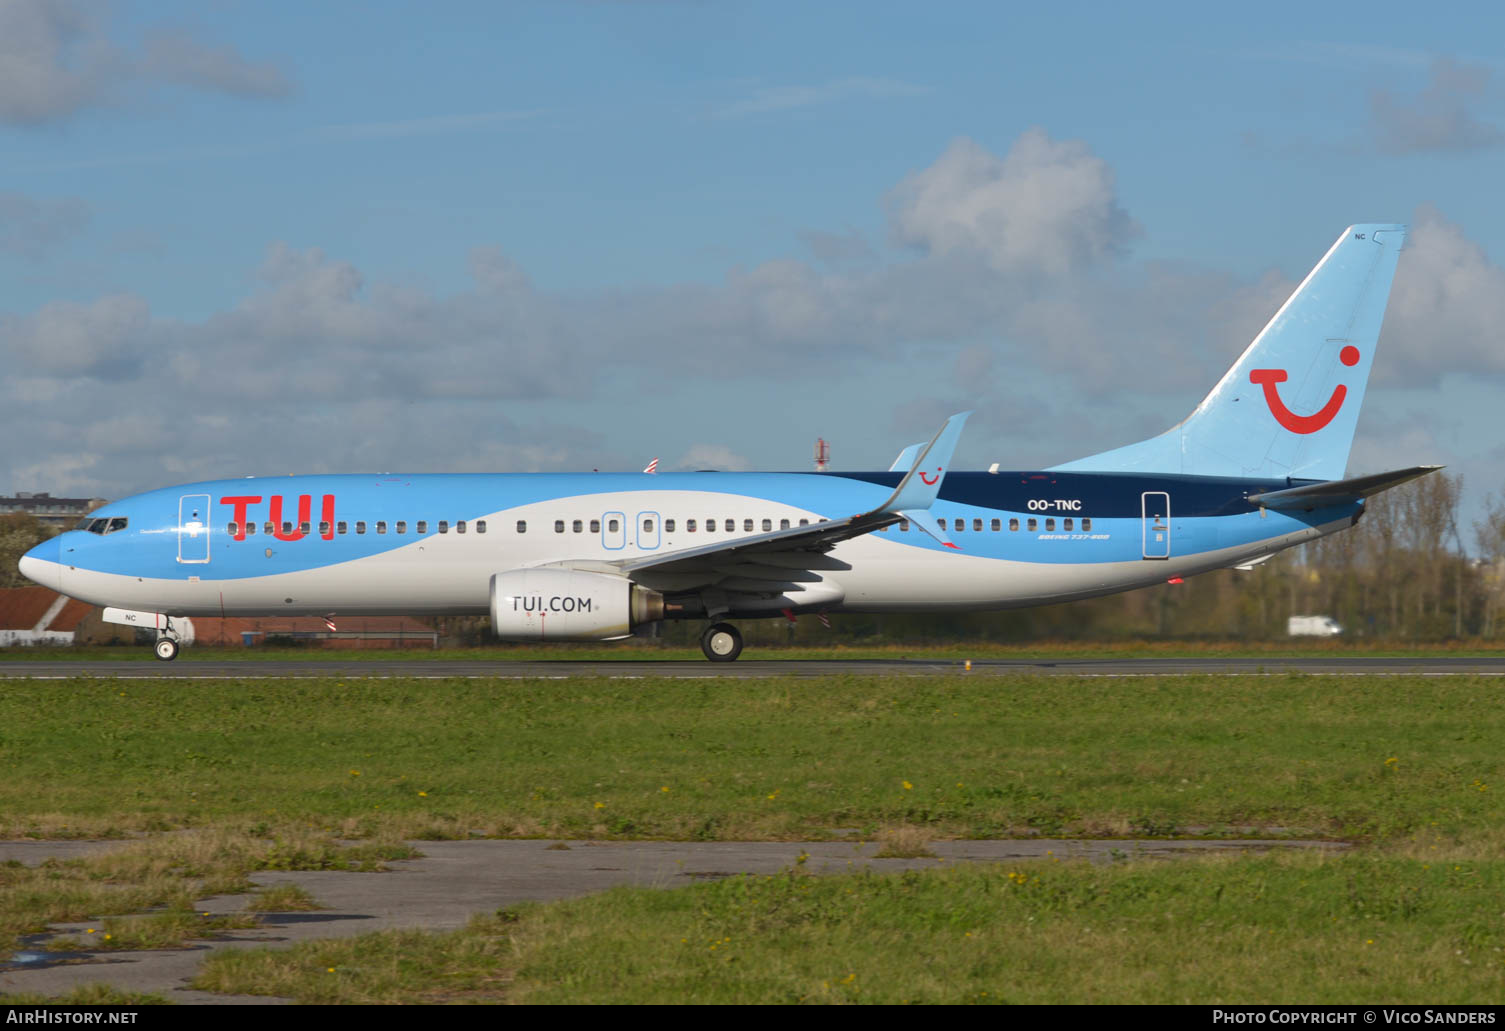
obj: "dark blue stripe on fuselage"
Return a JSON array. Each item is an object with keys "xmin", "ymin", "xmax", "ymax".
[{"xmin": 821, "ymin": 470, "xmax": 1298, "ymax": 518}]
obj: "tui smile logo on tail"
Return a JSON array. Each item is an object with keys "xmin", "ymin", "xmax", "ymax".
[{"xmin": 1249, "ymin": 345, "xmax": 1361, "ymax": 434}]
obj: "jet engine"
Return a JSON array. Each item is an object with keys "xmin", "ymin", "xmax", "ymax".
[{"xmin": 490, "ymin": 569, "xmax": 663, "ymax": 640}]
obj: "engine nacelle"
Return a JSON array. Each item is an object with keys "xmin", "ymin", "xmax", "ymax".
[{"xmin": 490, "ymin": 569, "xmax": 663, "ymax": 641}]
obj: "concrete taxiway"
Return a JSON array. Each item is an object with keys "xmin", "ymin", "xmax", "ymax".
[
  {"xmin": 2, "ymin": 656, "xmax": 1504, "ymax": 678},
  {"xmin": 0, "ymin": 836, "xmax": 1340, "ymax": 1004}
]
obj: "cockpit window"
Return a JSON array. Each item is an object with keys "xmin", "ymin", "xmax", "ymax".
[{"xmin": 81, "ymin": 517, "xmax": 126, "ymax": 535}]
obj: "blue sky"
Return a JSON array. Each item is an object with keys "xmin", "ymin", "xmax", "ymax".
[{"xmin": 5, "ymin": 0, "xmax": 1505, "ymax": 535}]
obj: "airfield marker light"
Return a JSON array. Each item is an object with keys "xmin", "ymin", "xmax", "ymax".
[{"xmin": 965, "ymin": 660, "xmax": 972, "ymax": 672}]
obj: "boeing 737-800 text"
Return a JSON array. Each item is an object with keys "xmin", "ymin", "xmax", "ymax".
[{"xmin": 20, "ymin": 224, "xmax": 1434, "ymax": 661}]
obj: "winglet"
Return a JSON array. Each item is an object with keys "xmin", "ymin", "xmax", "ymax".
[
  {"xmin": 889, "ymin": 443, "xmax": 924, "ymax": 472},
  {"xmin": 879, "ymin": 411, "xmax": 970, "ymax": 513}
]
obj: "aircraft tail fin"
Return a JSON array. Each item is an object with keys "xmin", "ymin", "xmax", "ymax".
[{"xmin": 1051, "ymin": 224, "xmax": 1406, "ymax": 481}]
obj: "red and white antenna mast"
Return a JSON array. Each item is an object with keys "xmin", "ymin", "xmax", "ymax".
[{"xmin": 814, "ymin": 437, "xmax": 830, "ymax": 472}]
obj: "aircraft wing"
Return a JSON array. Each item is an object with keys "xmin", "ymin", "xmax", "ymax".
[{"xmin": 543, "ymin": 412, "xmax": 970, "ymax": 605}]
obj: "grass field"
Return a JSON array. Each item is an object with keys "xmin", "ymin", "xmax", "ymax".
[
  {"xmin": 2, "ymin": 671, "xmax": 1502, "ymax": 1003},
  {"xmin": 0, "ymin": 674, "xmax": 1499, "ymax": 841}
]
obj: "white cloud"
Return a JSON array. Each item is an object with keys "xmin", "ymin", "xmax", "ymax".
[
  {"xmin": 0, "ymin": 0, "xmax": 292, "ymax": 126},
  {"xmin": 715, "ymin": 77, "xmax": 930, "ymax": 119},
  {"xmin": 7, "ymin": 130, "xmax": 1505, "ymax": 509},
  {"xmin": 0, "ymin": 192, "xmax": 90, "ymax": 258},
  {"xmin": 2, "ymin": 293, "xmax": 149, "ymax": 377},
  {"xmin": 1368, "ymin": 57, "xmax": 1503, "ymax": 154},
  {"xmin": 886, "ymin": 129, "xmax": 1139, "ymax": 276},
  {"xmin": 1382, "ymin": 205, "xmax": 1505, "ymax": 384},
  {"xmin": 675, "ymin": 445, "xmax": 753, "ymax": 472},
  {"xmin": 139, "ymin": 29, "xmax": 292, "ymax": 99}
]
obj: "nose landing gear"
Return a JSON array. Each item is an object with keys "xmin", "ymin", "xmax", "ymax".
[
  {"xmin": 154, "ymin": 635, "xmax": 180, "ymax": 662},
  {"xmin": 699, "ymin": 622, "xmax": 743, "ymax": 662}
]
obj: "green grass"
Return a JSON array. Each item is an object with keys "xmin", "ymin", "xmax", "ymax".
[
  {"xmin": 6, "ymin": 670, "xmax": 1504, "ymax": 1003},
  {"xmin": 1, "ymin": 674, "xmax": 1499, "ymax": 842},
  {"xmin": 193, "ymin": 849, "xmax": 1505, "ymax": 1004},
  {"xmin": 0, "ymin": 831, "xmax": 418, "ymax": 955}
]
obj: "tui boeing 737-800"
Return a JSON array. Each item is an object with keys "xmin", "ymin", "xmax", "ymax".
[{"xmin": 19, "ymin": 224, "xmax": 1436, "ymax": 662}]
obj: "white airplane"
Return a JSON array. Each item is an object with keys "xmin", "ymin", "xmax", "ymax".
[{"xmin": 20, "ymin": 224, "xmax": 1435, "ymax": 661}]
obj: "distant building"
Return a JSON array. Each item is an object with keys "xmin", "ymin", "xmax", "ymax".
[
  {"xmin": 0, "ymin": 492, "xmax": 107, "ymax": 530},
  {"xmin": 0, "ymin": 586, "xmax": 91, "ymax": 646}
]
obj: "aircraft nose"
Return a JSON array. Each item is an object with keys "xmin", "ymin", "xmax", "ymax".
[{"xmin": 18, "ymin": 536, "xmax": 63, "ymax": 591}]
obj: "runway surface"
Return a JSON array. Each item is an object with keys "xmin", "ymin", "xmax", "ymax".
[
  {"xmin": 3, "ymin": 655, "xmax": 1505, "ymax": 678},
  {"xmin": 0, "ymin": 836, "xmax": 1340, "ymax": 1004}
]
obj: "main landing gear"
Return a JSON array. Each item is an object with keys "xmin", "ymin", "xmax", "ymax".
[{"xmin": 700, "ymin": 622, "xmax": 743, "ymax": 663}]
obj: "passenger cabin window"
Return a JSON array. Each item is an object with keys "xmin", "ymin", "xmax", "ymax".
[
  {"xmin": 516, "ymin": 521, "xmax": 526, "ymax": 533},
  {"xmin": 573, "ymin": 520, "xmax": 583, "ymax": 533},
  {"xmin": 687, "ymin": 519, "xmax": 697, "ymax": 532},
  {"xmin": 376, "ymin": 521, "xmax": 387, "ymax": 534},
  {"xmin": 974, "ymin": 518, "xmax": 983, "ymax": 532},
  {"xmin": 417, "ymin": 521, "xmax": 427, "ymax": 534},
  {"xmin": 1027, "ymin": 518, "xmax": 1037, "ymax": 531},
  {"xmin": 456, "ymin": 521, "xmax": 466, "ymax": 534},
  {"xmin": 954, "ymin": 518, "xmax": 964, "ymax": 532},
  {"xmin": 263, "ymin": 522, "xmax": 274, "ymax": 536},
  {"xmin": 665, "ymin": 519, "xmax": 675, "ymax": 533},
  {"xmin": 356, "ymin": 521, "xmax": 367, "ymax": 534},
  {"xmin": 1082, "ymin": 517, "xmax": 1092, "ymax": 531},
  {"xmin": 1063, "ymin": 518, "xmax": 1073, "ymax": 531},
  {"xmin": 1009, "ymin": 518, "xmax": 1019, "ymax": 531},
  {"xmin": 799, "ymin": 518, "xmax": 809, "ymax": 527},
  {"xmin": 1046, "ymin": 518, "xmax": 1055, "ymax": 531},
  {"xmin": 396, "ymin": 521, "xmax": 407, "ymax": 534},
  {"xmin": 643, "ymin": 518, "xmax": 654, "ymax": 533},
  {"xmin": 319, "ymin": 521, "xmax": 331, "ymax": 536},
  {"xmin": 476, "ymin": 521, "xmax": 486, "ymax": 533},
  {"xmin": 590, "ymin": 519, "xmax": 600, "ymax": 533},
  {"xmin": 991, "ymin": 518, "xmax": 1001, "ymax": 531},
  {"xmin": 608, "ymin": 518, "xmax": 619, "ymax": 533},
  {"xmin": 743, "ymin": 519, "xmax": 753, "ymax": 532},
  {"xmin": 299, "ymin": 521, "xmax": 310, "ymax": 534},
  {"xmin": 704, "ymin": 519, "xmax": 715, "ymax": 533},
  {"xmin": 725, "ymin": 519, "xmax": 735, "ymax": 532},
  {"xmin": 227, "ymin": 522, "xmax": 237, "ymax": 536},
  {"xmin": 780, "ymin": 518, "xmax": 790, "ymax": 530},
  {"xmin": 245, "ymin": 521, "xmax": 256, "ymax": 536},
  {"xmin": 761, "ymin": 519, "xmax": 771, "ymax": 532},
  {"xmin": 555, "ymin": 520, "xmax": 565, "ymax": 533},
  {"xmin": 438, "ymin": 521, "xmax": 448, "ymax": 533},
  {"xmin": 337, "ymin": 521, "xmax": 347, "ymax": 535}
]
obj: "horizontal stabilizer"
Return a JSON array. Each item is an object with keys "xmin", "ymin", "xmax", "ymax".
[
  {"xmin": 900, "ymin": 509, "xmax": 958, "ymax": 549},
  {"xmin": 1247, "ymin": 466, "xmax": 1442, "ymax": 510}
]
